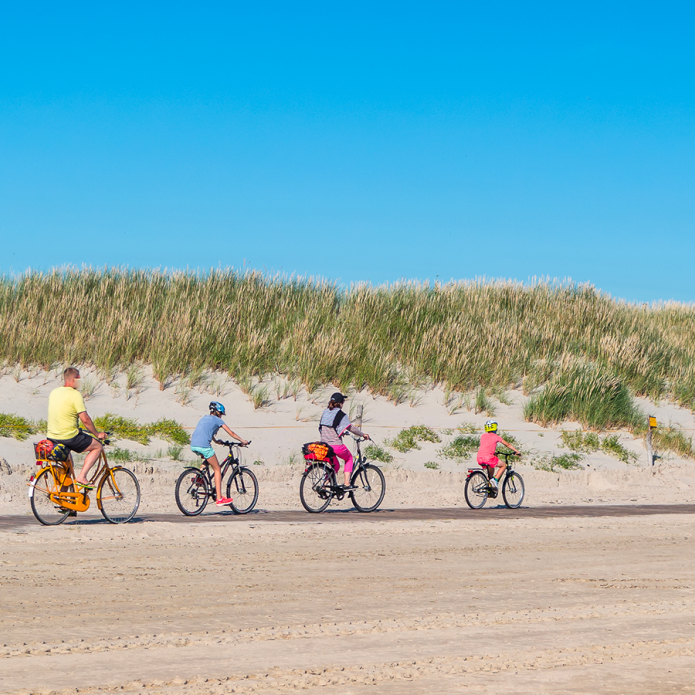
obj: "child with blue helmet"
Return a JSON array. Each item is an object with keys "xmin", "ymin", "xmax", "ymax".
[{"xmin": 190, "ymin": 401, "xmax": 249, "ymax": 506}]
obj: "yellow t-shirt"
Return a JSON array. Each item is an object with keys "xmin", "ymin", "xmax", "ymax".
[{"xmin": 47, "ymin": 386, "xmax": 87, "ymax": 440}]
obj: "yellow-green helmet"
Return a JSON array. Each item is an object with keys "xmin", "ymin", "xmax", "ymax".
[{"xmin": 484, "ymin": 419, "xmax": 498, "ymax": 433}]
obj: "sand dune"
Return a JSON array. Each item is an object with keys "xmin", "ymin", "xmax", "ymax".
[{"xmin": 1, "ymin": 367, "xmax": 694, "ymax": 516}]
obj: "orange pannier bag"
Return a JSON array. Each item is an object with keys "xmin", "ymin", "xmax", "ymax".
[{"xmin": 302, "ymin": 442, "xmax": 335, "ymax": 461}]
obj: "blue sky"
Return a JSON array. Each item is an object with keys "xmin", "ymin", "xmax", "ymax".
[{"xmin": 1, "ymin": 2, "xmax": 693, "ymax": 302}]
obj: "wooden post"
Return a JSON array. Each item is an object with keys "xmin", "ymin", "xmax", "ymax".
[
  {"xmin": 354, "ymin": 405, "xmax": 363, "ymax": 428},
  {"xmin": 647, "ymin": 416, "xmax": 657, "ymax": 466}
]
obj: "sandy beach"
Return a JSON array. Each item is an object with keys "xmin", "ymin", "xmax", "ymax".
[{"xmin": 2, "ymin": 513, "xmax": 695, "ymax": 694}]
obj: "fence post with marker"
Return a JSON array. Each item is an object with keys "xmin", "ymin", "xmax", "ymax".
[{"xmin": 647, "ymin": 416, "xmax": 658, "ymax": 466}]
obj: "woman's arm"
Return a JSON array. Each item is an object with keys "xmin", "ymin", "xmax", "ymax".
[{"xmin": 346, "ymin": 424, "xmax": 370, "ymax": 440}]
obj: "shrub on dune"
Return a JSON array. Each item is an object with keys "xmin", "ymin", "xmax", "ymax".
[{"xmin": 523, "ymin": 360, "xmax": 643, "ymax": 431}]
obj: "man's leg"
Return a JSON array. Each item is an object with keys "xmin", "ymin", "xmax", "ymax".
[{"xmin": 75, "ymin": 439, "xmax": 103, "ymax": 485}]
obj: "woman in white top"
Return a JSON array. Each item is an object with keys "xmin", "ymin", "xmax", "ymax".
[{"xmin": 318, "ymin": 392, "xmax": 370, "ymax": 489}]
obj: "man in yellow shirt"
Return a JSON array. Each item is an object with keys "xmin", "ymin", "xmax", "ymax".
[{"xmin": 47, "ymin": 367, "xmax": 106, "ymax": 489}]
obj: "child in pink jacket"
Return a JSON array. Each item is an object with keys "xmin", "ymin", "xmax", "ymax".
[{"xmin": 477, "ymin": 419, "xmax": 521, "ymax": 489}]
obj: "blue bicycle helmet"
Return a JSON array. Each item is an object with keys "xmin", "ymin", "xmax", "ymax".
[{"xmin": 209, "ymin": 401, "xmax": 226, "ymax": 416}]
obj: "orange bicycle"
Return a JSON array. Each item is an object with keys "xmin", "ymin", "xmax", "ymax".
[{"xmin": 28, "ymin": 433, "xmax": 140, "ymax": 525}]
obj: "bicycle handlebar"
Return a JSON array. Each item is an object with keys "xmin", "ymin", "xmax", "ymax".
[
  {"xmin": 218, "ymin": 440, "xmax": 251, "ymax": 448},
  {"xmin": 497, "ymin": 449, "xmax": 521, "ymax": 458},
  {"xmin": 96, "ymin": 430, "xmax": 112, "ymax": 445}
]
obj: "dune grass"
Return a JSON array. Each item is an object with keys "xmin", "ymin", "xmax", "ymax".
[
  {"xmin": 1, "ymin": 269, "xmax": 695, "ymax": 419},
  {"xmin": 524, "ymin": 359, "xmax": 644, "ymax": 431}
]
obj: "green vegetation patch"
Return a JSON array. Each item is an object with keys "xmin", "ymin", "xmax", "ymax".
[
  {"xmin": 439, "ymin": 434, "xmax": 479, "ymax": 461},
  {"xmin": 424, "ymin": 461, "xmax": 439, "ymax": 469},
  {"xmin": 0, "ymin": 413, "xmax": 42, "ymax": 441},
  {"xmin": 110, "ymin": 447, "xmax": 137, "ymax": 463},
  {"xmin": 653, "ymin": 428, "xmax": 694, "ymax": 459},
  {"xmin": 600, "ymin": 434, "xmax": 638, "ymax": 464},
  {"xmin": 167, "ymin": 445, "xmax": 184, "ymax": 461},
  {"xmin": 146, "ymin": 418, "xmax": 190, "ymax": 446},
  {"xmin": 386, "ymin": 425, "xmax": 441, "ymax": 453},
  {"xmin": 532, "ymin": 452, "xmax": 584, "ymax": 472},
  {"xmin": 475, "ymin": 388, "xmax": 496, "ymax": 416},
  {"xmin": 94, "ymin": 413, "xmax": 190, "ymax": 446},
  {"xmin": 560, "ymin": 430, "xmax": 638, "ymax": 464},
  {"xmin": 365, "ymin": 443, "xmax": 394, "ymax": 463},
  {"xmin": 95, "ymin": 414, "xmax": 148, "ymax": 444},
  {"xmin": 560, "ymin": 430, "xmax": 600, "ymax": 452}
]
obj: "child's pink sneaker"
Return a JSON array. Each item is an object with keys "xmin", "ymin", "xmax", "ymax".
[{"xmin": 216, "ymin": 497, "xmax": 233, "ymax": 507}]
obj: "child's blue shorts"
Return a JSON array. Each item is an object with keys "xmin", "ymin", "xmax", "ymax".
[{"xmin": 191, "ymin": 445, "xmax": 215, "ymax": 460}]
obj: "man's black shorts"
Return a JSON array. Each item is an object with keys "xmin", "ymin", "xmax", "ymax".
[{"xmin": 49, "ymin": 431, "xmax": 95, "ymax": 454}]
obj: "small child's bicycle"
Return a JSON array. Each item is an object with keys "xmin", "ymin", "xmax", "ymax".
[
  {"xmin": 299, "ymin": 435, "xmax": 386, "ymax": 513},
  {"xmin": 28, "ymin": 433, "xmax": 141, "ymax": 525},
  {"xmin": 464, "ymin": 451, "xmax": 525, "ymax": 509},
  {"xmin": 175, "ymin": 440, "xmax": 258, "ymax": 515}
]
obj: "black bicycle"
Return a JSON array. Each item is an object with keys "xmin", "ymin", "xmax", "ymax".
[
  {"xmin": 299, "ymin": 436, "xmax": 386, "ymax": 513},
  {"xmin": 175, "ymin": 441, "xmax": 258, "ymax": 516},
  {"xmin": 464, "ymin": 451, "xmax": 525, "ymax": 509}
]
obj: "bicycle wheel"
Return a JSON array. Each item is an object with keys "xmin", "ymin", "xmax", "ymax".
[
  {"xmin": 300, "ymin": 463, "xmax": 335, "ymax": 513},
  {"xmin": 502, "ymin": 471, "xmax": 525, "ymax": 509},
  {"xmin": 30, "ymin": 467, "xmax": 71, "ymax": 526},
  {"xmin": 175, "ymin": 467, "xmax": 210, "ymax": 516},
  {"xmin": 227, "ymin": 467, "xmax": 259, "ymax": 515},
  {"xmin": 350, "ymin": 463, "xmax": 386, "ymax": 512},
  {"xmin": 99, "ymin": 467, "xmax": 140, "ymax": 523},
  {"xmin": 464, "ymin": 470, "xmax": 489, "ymax": 509}
]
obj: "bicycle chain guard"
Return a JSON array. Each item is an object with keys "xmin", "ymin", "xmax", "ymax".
[{"xmin": 49, "ymin": 490, "xmax": 91, "ymax": 512}]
